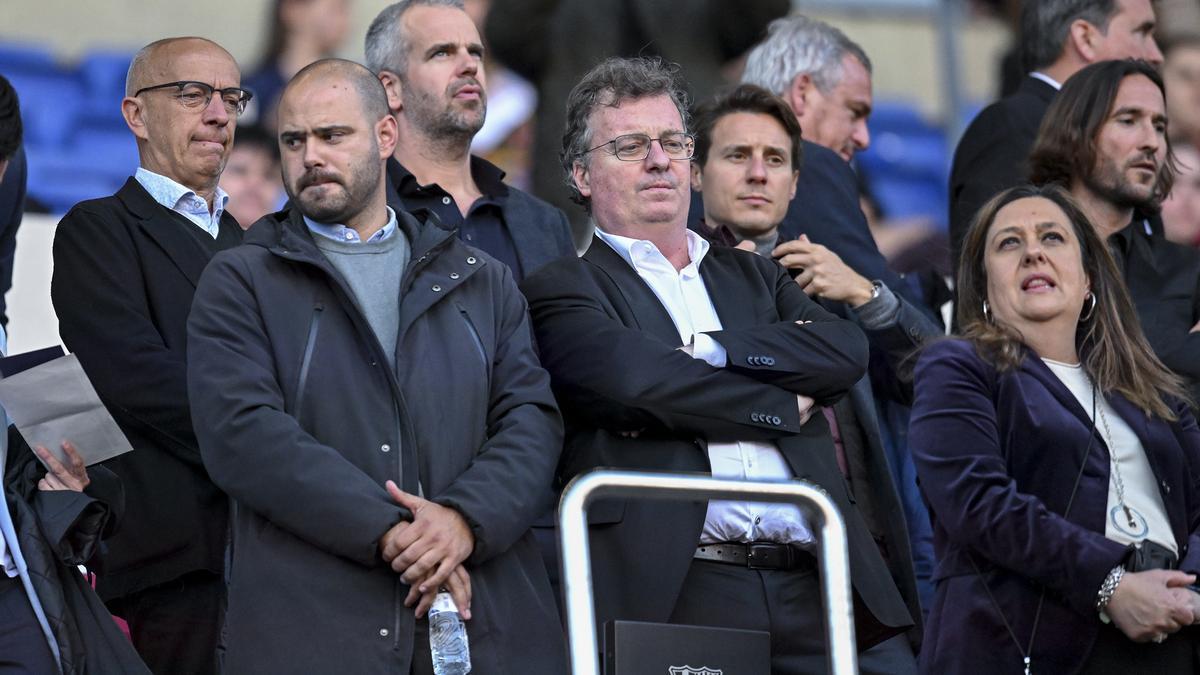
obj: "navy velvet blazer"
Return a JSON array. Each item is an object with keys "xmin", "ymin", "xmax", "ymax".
[{"xmin": 909, "ymin": 339, "xmax": 1200, "ymax": 675}]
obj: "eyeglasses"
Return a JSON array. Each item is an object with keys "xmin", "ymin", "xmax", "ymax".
[
  {"xmin": 583, "ymin": 132, "xmax": 695, "ymax": 161},
  {"xmin": 134, "ymin": 80, "xmax": 253, "ymax": 116}
]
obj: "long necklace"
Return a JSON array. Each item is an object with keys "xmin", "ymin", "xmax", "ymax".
[{"xmin": 1094, "ymin": 388, "xmax": 1149, "ymax": 538}]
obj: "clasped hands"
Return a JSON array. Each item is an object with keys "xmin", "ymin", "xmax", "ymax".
[
  {"xmin": 378, "ymin": 480, "xmax": 474, "ymax": 620},
  {"xmin": 1107, "ymin": 569, "xmax": 1200, "ymax": 642}
]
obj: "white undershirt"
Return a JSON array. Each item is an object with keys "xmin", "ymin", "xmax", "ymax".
[
  {"xmin": 595, "ymin": 229, "xmax": 813, "ymax": 546},
  {"xmin": 1042, "ymin": 359, "xmax": 1176, "ymax": 555}
]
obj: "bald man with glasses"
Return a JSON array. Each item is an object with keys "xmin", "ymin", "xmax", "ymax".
[{"xmin": 50, "ymin": 37, "xmax": 246, "ymax": 674}]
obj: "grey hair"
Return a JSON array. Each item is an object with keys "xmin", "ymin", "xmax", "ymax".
[
  {"xmin": 742, "ymin": 15, "xmax": 872, "ymax": 97},
  {"xmin": 364, "ymin": 0, "xmax": 465, "ymax": 77},
  {"xmin": 1021, "ymin": 0, "xmax": 1118, "ymax": 71},
  {"xmin": 560, "ymin": 57, "xmax": 691, "ymax": 209}
]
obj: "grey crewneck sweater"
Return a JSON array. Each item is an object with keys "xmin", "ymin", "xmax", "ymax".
[{"xmin": 313, "ymin": 231, "xmax": 411, "ymax": 366}]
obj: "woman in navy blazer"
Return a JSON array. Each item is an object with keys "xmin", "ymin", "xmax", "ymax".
[{"xmin": 910, "ymin": 185, "xmax": 1200, "ymax": 674}]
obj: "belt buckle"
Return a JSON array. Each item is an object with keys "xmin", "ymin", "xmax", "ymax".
[{"xmin": 746, "ymin": 542, "xmax": 784, "ymax": 570}]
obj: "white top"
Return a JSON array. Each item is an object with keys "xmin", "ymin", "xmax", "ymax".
[
  {"xmin": 135, "ymin": 167, "xmax": 229, "ymax": 239},
  {"xmin": 1042, "ymin": 358, "xmax": 1176, "ymax": 554},
  {"xmin": 596, "ymin": 228, "xmax": 813, "ymax": 546},
  {"xmin": 1028, "ymin": 71, "xmax": 1063, "ymax": 91}
]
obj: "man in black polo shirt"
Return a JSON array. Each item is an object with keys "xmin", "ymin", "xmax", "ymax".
[
  {"xmin": 364, "ymin": 0, "xmax": 574, "ymax": 281},
  {"xmin": 1029, "ymin": 58, "xmax": 1200, "ymax": 401}
]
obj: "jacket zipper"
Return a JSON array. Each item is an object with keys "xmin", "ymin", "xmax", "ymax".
[
  {"xmin": 292, "ymin": 303, "xmax": 324, "ymax": 421},
  {"xmin": 456, "ymin": 303, "xmax": 488, "ymax": 366}
]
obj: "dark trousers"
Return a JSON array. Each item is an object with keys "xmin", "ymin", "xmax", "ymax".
[
  {"xmin": 669, "ymin": 559, "xmax": 917, "ymax": 675},
  {"xmin": 0, "ymin": 574, "xmax": 58, "ymax": 673},
  {"xmin": 106, "ymin": 570, "xmax": 224, "ymax": 675},
  {"xmin": 1080, "ymin": 621, "xmax": 1196, "ymax": 674}
]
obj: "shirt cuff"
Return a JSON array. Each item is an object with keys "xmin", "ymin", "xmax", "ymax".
[
  {"xmin": 691, "ymin": 333, "xmax": 727, "ymax": 367},
  {"xmin": 852, "ymin": 282, "xmax": 901, "ymax": 330}
]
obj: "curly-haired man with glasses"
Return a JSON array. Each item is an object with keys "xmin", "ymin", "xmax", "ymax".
[
  {"xmin": 521, "ymin": 56, "xmax": 913, "ymax": 674},
  {"xmin": 49, "ymin": 37, "xmax": 247, "ymax": 674}
]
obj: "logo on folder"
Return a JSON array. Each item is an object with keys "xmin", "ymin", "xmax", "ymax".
[{"xmin": 668, "ymin": 667, "xmax": 722, "ymax": 675}]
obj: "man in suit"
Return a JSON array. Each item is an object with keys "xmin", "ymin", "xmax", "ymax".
[
  {"xmin": 689, "ymin": 84, "xmax": 932, "ymax": 670},
  {"xmin": 0, "ymin": 77, "xmax": 23, "ymax": 329},
  {"xmin": 949, "ymin": 0, "xmax": 1162, "ymax": 270},
  {"xmin": 734, "ymin": 14, "xmax": 937, "ymax": 323},
  {"xmin": 1028, "ymin": 58, "xmax": 1200, "ymax": 401},
  {"xmin": 50, "ymin": 37, "xmax": 247, "ymax": 674},
  {"xmin": 365, "ymin": 0, "xmax": 574, "ymax": 281},
  {"xmin": 521, "ymin": 56, "xmax": 912, "ymax": 674}
]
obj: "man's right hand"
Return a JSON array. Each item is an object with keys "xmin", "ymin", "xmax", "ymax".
[{"xmin": 404, "ymin": 563, "xmax": 472, "ymax": 620}]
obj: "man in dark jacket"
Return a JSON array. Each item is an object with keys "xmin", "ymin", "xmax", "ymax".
[
  {"xmin": 366, "ymin": 0, "xmax": 574, "ymax": 278},
  {"xmin": 50, "ymin": 37, "xmax": 247, "ymax": 673},
  {"xmin": 187, "ymin": 59, "xmax": 565, "ymax": 674}
]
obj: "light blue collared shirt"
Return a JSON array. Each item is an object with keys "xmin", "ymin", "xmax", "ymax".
[
  {"xmin": 134, "ymin": 167, "xmax": 229, "ymax": 239},
  {"xmin": 304, "ymin": 208, "xmax": 399, "ymax": 244}
]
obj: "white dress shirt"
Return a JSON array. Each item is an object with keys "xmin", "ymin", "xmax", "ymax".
[
  {"xmin": 596, "ymin": 228, "xmax": 813, "ymax": 546},
  {"xmin": 135, "ymin": 167, "xmax": 229, "ymax": 238}
]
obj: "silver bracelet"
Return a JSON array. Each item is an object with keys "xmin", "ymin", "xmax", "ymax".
[{"xmin": 1096, "ymin": 565, "xmax": 1125, "ymax": 616}]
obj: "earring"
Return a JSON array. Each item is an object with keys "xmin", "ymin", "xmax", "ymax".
[
  {"xmin": 1079, "ymin": 292, "xmax": 1097, "ymax": 322},
  {"xmin": 982, "ymin": 300, "xmax": 992, "ymax": 323}
]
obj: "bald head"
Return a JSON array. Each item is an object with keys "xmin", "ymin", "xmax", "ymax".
[
  {"xmin": 125, "ymin": 37, "xmax": 237, "ymax": 97},
  {"xmin": 282, "ymin": 58, "xmax": 391, "ymax": 123}
]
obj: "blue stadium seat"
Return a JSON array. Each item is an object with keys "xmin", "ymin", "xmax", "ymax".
[
  {"xmin": 871, "ymin": 175, "xmax": 948, "ymax": 227},
  {"xmin": 26, "ymin": 146, "xmax": 125, "ymax": 214},
  {"xmin": 72, "ymin": 125, "xmax": 139, "ymax": 180},
  {"xmin": 7, "ymin": 71, "xmax": 83, "ymax": 147},
  {"xmin": 77, "ymin": 50, "xmax": 134, "ymax": 128},
  {"xmin": 0, "ymin": 42, "xmax": 58, "ymax": 74}
]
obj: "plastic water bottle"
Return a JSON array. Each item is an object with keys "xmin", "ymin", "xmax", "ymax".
[{"xmin": 429, "ymin": 591, "xmax": 471, "ymax": 675}]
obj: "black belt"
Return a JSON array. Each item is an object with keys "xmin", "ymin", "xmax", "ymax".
[{"xmin": 694, "ymin": 542, "xmax": 815, "ymax": 571}]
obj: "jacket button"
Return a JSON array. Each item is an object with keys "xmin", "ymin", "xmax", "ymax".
[
  {"xmin": 432, "ymin": 285, "xmax": 442, "ymax": 292},
  {"xmin": 449, "ymin": 272, "xmax": 460, "ymax": 280},
  {"xmin": 771, "ymin": 416, "xmax": 781, "ymax": 425},
  {"xmin": 379, "ymin": 628, "xmax": 389, "ymax": 637},
  {"xmin": 751, "ymin": 412, "xmax": 761, "ymax": 422},
  {"xmin": 467, "ymin": 256, "xmax": 477, "ymax": 265},
  {"xmin": 1162, "ymin": 481, "xmax": 1171, "ymax": 494},
  {"xmin": 747, "ymin": 356, "xmax": 758, "ymax": 365},
  {"xmin": 381, "ymin": 444, "xmax": 391, "ymax": 453},
  {"xmin": 764, "ymin": 357, "xmax": 775, "ymax": 366}
]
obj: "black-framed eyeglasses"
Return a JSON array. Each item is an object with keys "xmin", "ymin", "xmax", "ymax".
[
  {"xmin": 582, "ymin": 132, "xmax": 695, "ymax": 161},
  {"xmin": 134, "ymin": 80, "xmax": 253, "ymax": 116}
]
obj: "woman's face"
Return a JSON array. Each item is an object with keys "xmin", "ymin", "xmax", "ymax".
[{"xmin": 983, "ymin": 197, "xmax": 1091, "ymax": 332}]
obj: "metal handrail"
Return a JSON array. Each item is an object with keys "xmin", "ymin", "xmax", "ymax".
[{"xmin": 558, "ymin": 469, "xmax": 858, "ymax": 675}]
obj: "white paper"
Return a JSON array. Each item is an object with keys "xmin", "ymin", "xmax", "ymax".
[{"xmin": 0, "ymin": 353, "xmax": 133, "ymax": 467}]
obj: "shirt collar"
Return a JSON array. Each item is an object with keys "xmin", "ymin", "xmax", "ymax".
[
  {"xmin": 304, "ymin": 207, "xmax": 399, "ymax": 244},
  {"xmin": 595, "ymin": 227, "xmax": 710, "ymax": 278},
  {"xmin": 389, "ymin": 155, "xmax": 510, "ymax": 201},
  {"xmin": 135, "ymin": 167, "xmax": 229, "ymax": 218},
  {"xmin": 1028, "ymin": 72, "xmax": 1062, "ymax": 91}
]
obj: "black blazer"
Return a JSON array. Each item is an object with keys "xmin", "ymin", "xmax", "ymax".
[
  {"xmin": 50, "ymin": 177, "xmax": 242, "ymax": 600},
  {"xmin": 948, "ymin": 75, "xmax": 1057, "ymax": 269},
  {"xmin": 520, "ymin": 237, "xmax": 914, "ymax": 648}
]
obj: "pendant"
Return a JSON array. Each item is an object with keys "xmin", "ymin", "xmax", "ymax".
[
  {"xmin": 1110, "ymin": 504, "xmax": 1149, "ymax": 538},
  {"xmin": 1024, "ymin": 656, "xmax": 1031, "ymax": 675}
]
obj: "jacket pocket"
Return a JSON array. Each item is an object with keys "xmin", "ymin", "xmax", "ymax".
[
  {"xmin": 456, "ymin": 303, "xmax": 488, "ymax": 367},
  {"xmin": 292, "ymin": 303, "xmax": 324, "ymax": 421}
]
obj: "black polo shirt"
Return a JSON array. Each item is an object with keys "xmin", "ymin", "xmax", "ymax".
[
  {"xmin": 1110, "ymin": 214, "xmax": 1200, "ymax": 402},
  {"xmin": 387, "ymin": 156, "xmax": 523, "ymax": 279}
]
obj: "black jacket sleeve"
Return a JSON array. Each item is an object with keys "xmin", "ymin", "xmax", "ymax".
[
  {"xmin": 51, "ymin": 204, "xmax": 201, "ymax": 467},
  {"xmin": 522, "ymin": 258, "xmax": 868, "ymax": 442}
]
